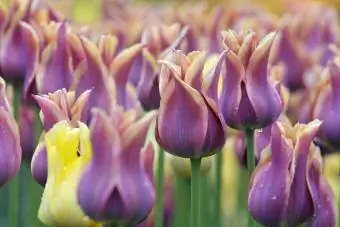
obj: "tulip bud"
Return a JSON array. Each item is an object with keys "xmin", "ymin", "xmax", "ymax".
[
  {"xmin": 35, "ymin": 21, "xmax": 73, "ymax": 94},
  {"xmin": 75, "ymin": 36, "xmax": 116, "ymax": 121},
  {"xmin": 306, "ymin": 149, "xmax": 337, "ymax": 227},
  {"xmin": 219, "ymin": 31, "xmax": 282, "ymax": 130},
  {"xmin": 249, "ymin": 120, "xmax": 322, "ymax": 226},
  {"xmin": 285, "ymin": 121, "xmax": 321, "ymax": 226},
  {"xmin": 248, "ymin": 122, "xmax": 294, "ymax": 227},
  {"xmin": 271, "ymin": 19, "xmax": 309, "ymax": 91},
  {"xmin": 156, "ymin": 50, "xmax": 226, "ymax": 158},
  {"xmin": 314, "ymin": 58, "xmax": 340, "ymax": 150},
  {"xmin": 136, "ymin": 24, "xmax": 190, "ymax": 111},
  {"xmin": 77, "ymin": 108, "xmax": 156, "ymax": 224},
  {"xmin": 109, "ymin": 42, "xmax": 145, "ymax": 109},
  {"xmin": 0, "ymin": 19, "xmax": 39, "ymax": 99},
  {"xmin": 0, "ymin": 77, "xmax": 21, "ymax": 186}
]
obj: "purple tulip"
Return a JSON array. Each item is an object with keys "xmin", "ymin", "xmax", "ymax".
[
  {"xmin": 272, "ymin": 20, "xmax": 309, "ymax": 91},
  {"xmin": 285, "ymin": 122, "xmax": 321, "ymax": 226},
  {"xmin": 31, "ymin": 89, "xmax": 90, "ymax": 185},
  {"xmin": 248, "ymin": 122, "xmax": 294, "ymax": 227},
  {"xmin": 306, "ymin": 149, "xmax": 337, "ymax": 227},
  {"xmin": 314, "ymin": 59, "xmax": 340, "ymax": 151},
  {"xmin": 0, "ymin": 18, "xmax": 39, "ymax": 100},
  {"xmin": 219, "ymin": 30, "xmax": 282, "ymax": 130},
  {"xmin": 35, "ymin": 22, "xmax": 73, "ymax": 94},
  {"xmin": 0, "ymin": 77, "xmax": 21, "ymax": 187},
  {"xmin": 136, "ymin": 25, "xmax": 190, "ymax": 110},
  {"xmin": 156, "ymin": 50, "xmax": 226, "ymax": 158},
  {"xmin": 77, "ymin": 107, "xmax": 156, "ymax": 224},
  {"xmin": 248, "ymin": 120, "xmax": 325, "ymax": 226}
]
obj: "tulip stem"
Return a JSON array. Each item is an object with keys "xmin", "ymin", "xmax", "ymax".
[
  {"xmin": 190, "ymin": 158, "xmax": 201, "ymax": 227},
  {"xmin": 9, "ymin": 84, "xmax": 21, "ymax": 227},
  {"xmin": 155, "ymin": 147, "xmax": 165, "ymax": 227},
  {"xmin": 173, "ymin": 175, "xmax": 191, "ymax": 227},
  {"xmin": 246, "ymin": 129, "xmax": 256, "ymax": 227},
  {"xmin": 215, "ymin": 151, "xmax": 222, "ymax": 227}
]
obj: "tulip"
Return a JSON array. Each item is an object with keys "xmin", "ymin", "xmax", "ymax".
[
  {"xmin": 248, "ymin": 120, "xmax": 323, "ymax": 226},
  {"xmin": 306, "ymin": 149, "xmax": 337, "ymax": 227},
  {"xmin": 38, "ymin": 120, "xmax": 101, "ymax": 226},
  {"xmin": 271, "ymin": 19, "xmax": 309, "ymax": 91},
  {"xmin": 285, "ymin": 122, "xmax": 320, "ymax": 226},
  {"xmin": 0, "ymin": 77, "xmax": 21, "ymax": 187},
  {"xmin": 136, "ymin": 24, "xmax": 190, "ymax": 111},
  {"xmin": 0, "ymin": 15, "xmax": 39, "ymax": 99},
  {"xmin": 219, "ymin": 30, "xmax": 282, "ymax": 130},
  {"xmin": 156, "ymin": 50, "xmax": 226, "ymax": 158},
  {"xmin": 74, "ymin": 36, "xmax": 115, "ymax": 121},
  {"xmin": 74, "ymin": 36, "xmax": 142, "ymax": 118},
  {"xmin": 35, "ymin": 21, "xmax": 73, "ymax": 94},
  {"xmin": 31, "ymin": 88, "xmax": 90, "ymax": 185},
  {"xmin": 77, "ymin": 107, "xmax": 156, "ymax": 224},
  {"xmin": 314, "ymin": 58, "xmax": 340, "ymax": 151},
  {"xmin": 248, "ymin": 122, "xmax": 294, "ymax": 227}
]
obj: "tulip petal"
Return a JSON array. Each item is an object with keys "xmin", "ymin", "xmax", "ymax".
[
  {"xmin": 0, "ymin": 107, "xmax": 21, "ymax": 186},
  {"xmin": 219, "ymin": 50, "xmax": 244, "ymax": 128},
  {"xmin": 34, "ymin": 95, "xmax": 68, "ymax": 131},
  {"xmin": 306, "ymin": 150, "xmax": 337, "ymax": 227},
  {"xmin": 31, "ymin": 142, "xmax": 48, "ymax": 186},
  {"xmin": 286, "ymin": 120, "xmax": 321, "ymax": 226},
  {"xmin": 37, "ymin": 22, "xmax": 73, "ymax": 94},
  {"xmin": 110, "ymin": 43, "xmax": 145, "ymax": 107},
  {"xmin": 245, "ymin": 32, "xmax": 282, "ymax": 129}
]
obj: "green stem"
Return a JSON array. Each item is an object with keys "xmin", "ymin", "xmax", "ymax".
[
  {"xmin": 173, "ymin": 175, "xmax": 190, "ymax": 227},
  {"xmin": 155, "ymin": 147, "xmax": 165, "ymax": 227},
  {"xmin": 246, "ymin": 129, "xmax": 256, "ymax": 227},
  {"xmin": 190, "ymin": 158, "xmax": 201, "ymax": 227},
  {"xmin": 214, "ymin": 152, "xmax": 223, "ymax": 227},
  {"xmin": 9, "ymin": 84, "xmax": 21, "ymax": 227}
]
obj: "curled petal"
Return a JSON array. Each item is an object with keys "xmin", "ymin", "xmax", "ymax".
[{"xmin": 34, "ymin": 95, "xmax": 68, "ymax": 131}]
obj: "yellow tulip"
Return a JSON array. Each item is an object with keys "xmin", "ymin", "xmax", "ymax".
[{"xmin": 38, "ymin": 121, "xmax": 102, "ymax": 227}]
